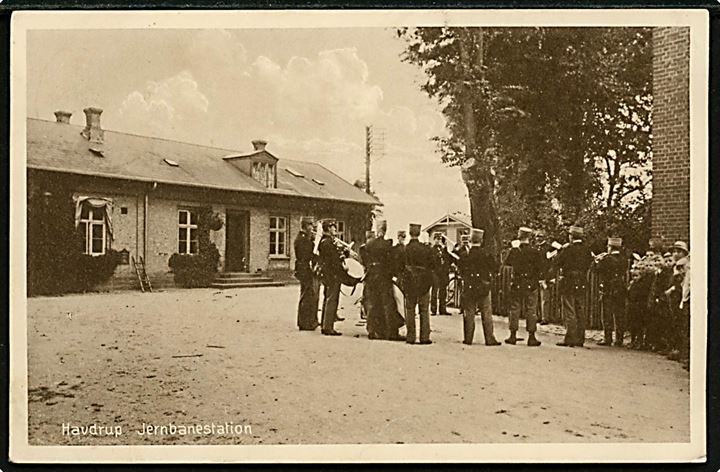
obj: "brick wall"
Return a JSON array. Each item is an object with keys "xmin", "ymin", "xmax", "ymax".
[{"xmin": 651, "ymin": 27, "xmax": 691, "ymax": 245}]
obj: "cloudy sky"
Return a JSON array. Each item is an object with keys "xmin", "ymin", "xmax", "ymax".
[{"xmin": 27, "ymin": 28, "xmax": 469, "ymax": 237}]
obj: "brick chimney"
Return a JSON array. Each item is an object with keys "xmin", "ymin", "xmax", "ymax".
[
  {"xmin": 54, "ymin": 110, "xmax": 72, "ymax": 124},
  {"xmin": 251, "ymin": 139, "xmax": 267, "ymax": 152},
  {"xmin": 81, "ymin": 107, "xmax": 104, "ymax": 143}
]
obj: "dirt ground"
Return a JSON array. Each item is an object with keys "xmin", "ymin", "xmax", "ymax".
[{"xmin": 26, "ymin": 285, "xmax": 690, "ymax": 445}]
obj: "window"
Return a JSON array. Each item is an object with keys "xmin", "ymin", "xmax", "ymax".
[
  {"xmin": 252, "ymin": 161, "xmax": 276, "ymax": 189},
  {"xmin": 269, "ymin": 216, "xmax": 287, "ymax": 257},
  {"xmin": 79, "ymin": 205, "xmax": 107, "ymax": 255},
  {"xmin": 336, "ymin": 220, "xmax": 346, "ymax": 242},
  {"xmin": 178, "ymin": 209, "xmax": 199, "ymax": 255}
]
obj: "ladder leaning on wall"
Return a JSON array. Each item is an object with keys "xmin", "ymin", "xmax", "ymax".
[{"xmin": 131, "ymin": 256, "xmax": 153, "ymax": 293}]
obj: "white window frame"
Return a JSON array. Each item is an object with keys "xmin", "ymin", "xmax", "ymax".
[
  {"xmin": 178, "ymin": 209, "xmax": 199, "ymax": 255},
  {"xmin": 269, "ymin": 216, "xmax": 288, "ymax": 257},
  {"xmin": 79, "ymin": 206, "xmax": 107, "ymax": 256},
  {"xmin": 252, "ymin": 161, "xmax": 276, "ymax": 189}
]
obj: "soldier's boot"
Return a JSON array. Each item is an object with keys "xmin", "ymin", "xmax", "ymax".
[
  {"xmin": 613, "ymin": 331, "xmax": 624, "ymax": 347},
  {"xmin": 504, "ymin": 330, "xmax": 517, "ymax": 345},
  {"xmin": 527, "ymin": 332, "xmax": 541, "ymax": 347}
]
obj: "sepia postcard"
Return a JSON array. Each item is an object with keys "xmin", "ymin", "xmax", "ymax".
[{"xmin": 8, "ymin": 8, "xmax": 708, "ymax": 463}]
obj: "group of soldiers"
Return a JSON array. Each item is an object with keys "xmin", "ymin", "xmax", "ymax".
[{"xmin": 293, "ymin": 216, "xmax": 691, "ymax": 359}]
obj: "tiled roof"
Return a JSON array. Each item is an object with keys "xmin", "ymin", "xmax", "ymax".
[{"xmin": 26, "ymin": 118, "xmax": 380, "ymax": 206}]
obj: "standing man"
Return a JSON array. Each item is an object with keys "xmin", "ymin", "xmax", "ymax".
[
  {"xmin": 555, "ymin": 226, "xmax": 594, "ymax": 347},
  {"xmin": 453, "ymin": 233, "xmax": 471, "ymax": 316},
  {"xmin": 358, "ymin": 230, "xmax": 376, "ymax": 322},
  {"xmin": 457, "ymin": 228, "xmax": 501, "ymax": 346},
  {"xmin": 430, "ymin": 232, "xmax": 453, "ymax": 316},
  {"xmin": 294, "ymin": 217, "xmax": 319, "ymax": 331},
  {"xmin": 504, "ymin": 226, "xmax": 542, "ymax": 347},
  {"xmin": 534, "ymin": 230, "xmax": 553, "ymax": 325},
  {"xmin": 596, "ymin": 237, "xmax": 628, "ymax": 347},
  {"xmin": 402, "ymin": 224, "xmax": 436, "ymax": 345},
  {"xmin": 363, "ymin": 219, "xmax": 405, "ymax": 340},
  {"xmin": 317, "ymin": 219, "xmax": 345, "ymax": 336}
]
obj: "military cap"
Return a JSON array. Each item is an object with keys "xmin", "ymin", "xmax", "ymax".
[
  {"xmin": 397, "ymin": 230, "xmax": 407, "ymax": 238},
  {"xmin": 300, "ymin": 217, "xmax": 315, "ymax": 229},
  {"xmin": 569, "ymin": 225, "xmax": 584, "ymax": 238},
  {"xmin": 672, "ymin": 241, "xmax": 689, "ymax": 254},
  {"xmin": 321, "ymin": 219, "xmax": 337, "ymax": 231},
  {"xmin": 518, "ymin": 226, "xmax": 533, "ymax": 239},
  {"xmin": 470, "ymin": 228, "xmax": 485, "ymax": 245},
  {"xmin": 376, "ymin": 219, "xmax": 388, "ymax": 232},
  {"xmin": 608, "ymin": 237, "xmax": 622, "ymax": 248},
  {"xmin": 409, "ymin": 223, "xmax": 422, "ymax": 237},
  {"xmin": 433, "ymin": 231, "xmax": 444, "ymax": 241}
]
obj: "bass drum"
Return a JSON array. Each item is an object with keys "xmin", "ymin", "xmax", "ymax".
[{"xmin": 343, "ymin": 258, "xmax": 365, "ymax": 280}]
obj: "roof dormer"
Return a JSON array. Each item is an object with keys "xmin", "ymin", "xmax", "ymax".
[{"xmin": 224, "ymin": 140, "xmax": 278, "ymax": 189}]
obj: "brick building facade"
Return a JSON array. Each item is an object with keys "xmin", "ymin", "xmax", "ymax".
[
  {"xmin": 651, "ymin": 27, "xmax": 690, "ymax": 244},
  {"xmin": 27, "ymin": 108, "xmax": 379, "ymax": 290}
]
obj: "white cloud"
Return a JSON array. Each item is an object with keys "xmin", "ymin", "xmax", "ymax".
[{"xmin": 115, "ymin": 71, "xmax": 209, "ymax": 138}]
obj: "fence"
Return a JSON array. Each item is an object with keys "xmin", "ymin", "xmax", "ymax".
[{"xmin": 446, "ymin": 266, "xmax": 607, "ymax": 330}]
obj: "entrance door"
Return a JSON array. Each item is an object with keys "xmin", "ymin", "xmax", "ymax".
[{"xmin": 225, "ymin": 210, "xmax": 250, "ymax": 272}]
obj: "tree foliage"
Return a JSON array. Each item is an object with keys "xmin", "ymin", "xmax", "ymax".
[{"xmin": 398, "ymin": 26, "xmax": 653, "ymax": 252}]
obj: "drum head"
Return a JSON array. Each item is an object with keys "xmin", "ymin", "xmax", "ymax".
[{"xmin": 344, "ymin": 258, "xmax": 365, "ymax": 279}]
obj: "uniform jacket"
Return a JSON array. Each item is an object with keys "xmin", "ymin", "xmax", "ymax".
[
  {"xmin": 504, "ymin": 242, "xmax": 544, "ymax": 291},
  {"xmin": 402, "ymin": 239, "xmax": 436, "ymax": 295},
  {"xmin": 293, "ymin": 230, "xmax": 315, "ymax": 280},
  {"xmin": 595, "ymin": 251, "xmax": 627, "ymax": 294},
  {"xmin": 432, "ymin": 243, "xmax": 453, "ymax": 276},
  {"xmin": 458, "ymin": 245, "xmax": 497, "ymax": 300},
  {"xmin": 556, "ymin": 240, "xmax": 593, "ymax": 292},
  {"xmin": 363, "ymin": 236, "xmax": 394, "ymax": 285},
  {"xmin": 318, "ymin": 234, "xmax": 346, "ymax": 283}
]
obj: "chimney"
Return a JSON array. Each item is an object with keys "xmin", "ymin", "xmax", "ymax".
[
  {"xmin": 81, "ymin": 107, "xmax": 104, "ymax": 143},
  {"xmin": 251, "ymin": 139, "xmax": 267, "ymax": 152},
  {"xmin": 54, "ymin": 110, "xmax": 72, "ymax": 124}
]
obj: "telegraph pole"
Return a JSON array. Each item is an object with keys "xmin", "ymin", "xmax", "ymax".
[{"xmin": 365, "ymin": 125, "xmax": 372, "ymax": 195}]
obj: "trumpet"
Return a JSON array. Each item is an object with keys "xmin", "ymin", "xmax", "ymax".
[
  {"xmin": 439, "ymin": 234, "xmax": 461, "ymax": 260},
  {"xmin": 333, "ymin": 236, "xmax": 360, "ymax": 260}
]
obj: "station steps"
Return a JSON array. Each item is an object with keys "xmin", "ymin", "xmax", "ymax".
[{"xmin": 210, "ymin": 272, "xmax": 285, "ymax": 289}]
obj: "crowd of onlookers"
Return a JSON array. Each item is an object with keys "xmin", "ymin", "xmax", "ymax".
[{"xmin": 627, "ymin": 240, "xmax": 690, "ymax": 368}]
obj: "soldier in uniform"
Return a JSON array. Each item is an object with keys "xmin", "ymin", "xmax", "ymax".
[
  {"xmin": 504, "ymin": 226, "xmax": 542, "ymax": 347},
  {"xmin": 453, "ymin": 233, "xmax": 471, "ymax": 316},
  {"xmin": 596, "ymin": 237, "xmax": 628, "ymax": 347},
  {"xmin": 430, "ymin": 232, "xmax": 453, "ymax": 316},
  {"xmin": 317, "ymin": 219, "xmax": 346, "ymax": 336},
  {"xmin": 363, "ymin": 219, "xmax": 405, "ymax": 341},
  {"xmin": 358, "ymin": 230, "xmax": 376, "ymax": 321},
  {"xmin": 294, "ymin": 217, "xmax": 320, "ymax": 331},
  {"xmin": 457, "ymin": 228, "xmax": 501, "ymax": 346},
  {"xmin": 402, "ymin": 223, "xmax": 436, "ymax": 344},
  {"xmin": 555, "ymin": 225, "xmax": 594, "ymax": 347}
]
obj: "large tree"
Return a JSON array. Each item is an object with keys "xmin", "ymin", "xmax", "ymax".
[{"xmin": 398, "ymin": 27, "xmax": 652, "ymax": 250}]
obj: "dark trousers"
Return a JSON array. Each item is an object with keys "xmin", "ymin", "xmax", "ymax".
[
  {"xmin": 405, "ymin": 289, "xmax": 431, "ymax": 343},
  {"xmin": 602, "ymin": 291, "xmax": 625, "ymax": 344},
  {"xmin": 297, "ymin": 275, "xmax": 319, "ymax": 330},
  {"xmin": 627, "ymin": 300, "xmax": 647, "ymax": 346},
  {"xmin": 509, "ymin": 287, "xmax": 538, "ymax": 334},
  {"xmin": 365, "ymin": 279, "xmax": 398, "ymax": 339},
  {"xmin": 463, "ymin": 293, "xmax": 496, "ymax": 344},
  {"xmin": 321, "ymin": 280, "xmax": 341, "ymax": 333},
  {"xmin": 561, "ymin": 290, "xmax": 586, "ymax": 345},
  {"xmin": 431, "ymin": 272, "xmax": 449, "ymax": 314}
]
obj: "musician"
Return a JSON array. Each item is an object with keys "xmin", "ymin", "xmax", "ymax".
[
  {"xmin": 364, "ymin": 220, "xmax": 405, "ymax": 341},
  {"xmin": 358, "ymin": 230, "xmax": 376, "ymax": 321},
  {"xmin": 555, "ymin": 225, "xmax": 593, "ymax": 347},
  {"xmin": 430, "ymin": 232, "xmax": 453, "ymax": 316},
  {"xmin": 294, "ymin": 217, "xmax": 320, "ymax": 331},
  {"xmin": 504, "ymin": 226, "xmax": 542, "ymax": 347},
  {"xmin": 317, "ymin": 219, "xmax": 347, "ymax": 336},
  {"xmin": 534, "ymin": 230, "xmax": 554, "ymax": 325},
  {"xmin": 402, "ymin": 223, "xmax": 436, "ymax": 344},
  {"xmin": 392, "ymin": 230, "xmax": 408, "ymax": 279},
  {"xmin": 595, "ymin": 237, "xmax": 628, "ymax": 347},
  {"xmin": 456, "ymin": 228, "xmax": 500, "ymax": 346}
]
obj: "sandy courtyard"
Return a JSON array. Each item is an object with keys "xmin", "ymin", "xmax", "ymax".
[{"xmin": 26, "ymin": 285, "xmax": 690, "ymax": 445}]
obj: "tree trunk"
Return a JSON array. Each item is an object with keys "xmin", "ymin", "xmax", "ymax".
[{"xmin": 458, "ymin": 27, "xmax": 501, "ymax": 260}]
